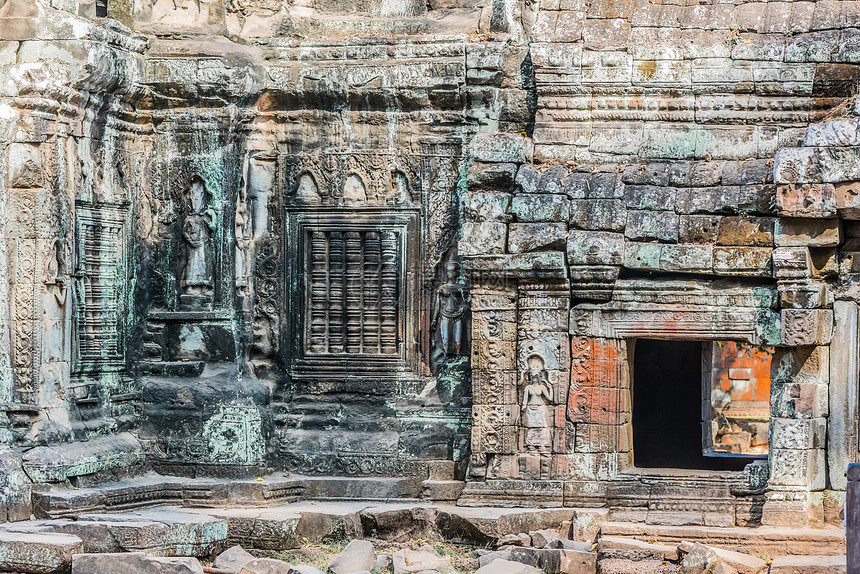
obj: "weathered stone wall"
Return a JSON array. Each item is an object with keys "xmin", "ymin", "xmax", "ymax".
[{"xmin": 1, "ymin": 0, "xmax": 860, "ymax": 527}]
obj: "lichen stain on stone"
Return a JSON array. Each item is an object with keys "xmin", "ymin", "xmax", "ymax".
[{"xmin": 637, "ymin": 60, "xmax": 657, "ymax": 81}]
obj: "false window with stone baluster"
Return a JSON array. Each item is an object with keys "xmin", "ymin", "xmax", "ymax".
[{"xmin": 284, "ymin": 209, "xmax": 421, "ymax": 377}]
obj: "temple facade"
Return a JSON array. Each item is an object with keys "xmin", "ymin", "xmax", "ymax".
[{"xmin": 1, "ymin": 0, "xmax": 859, "ymax": 530}]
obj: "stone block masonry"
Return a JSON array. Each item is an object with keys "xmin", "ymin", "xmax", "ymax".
[{"xmin": 0, "ymin": 0, "xmax": 859, "ymax": 538}]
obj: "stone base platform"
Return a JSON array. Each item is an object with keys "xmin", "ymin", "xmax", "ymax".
[
  {"xmin": 31, "ymin": 472, "xmax": 424, "ymax": 519},
  {"xmin": 601, "ymin": 521, "xmax": 846, "ymax": 557}
]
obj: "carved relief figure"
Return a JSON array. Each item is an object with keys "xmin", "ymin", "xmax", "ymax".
[
  {"xmin": 520, "ymin": 354, "xmax": 553, "ymax": 453},
  {"xmin": 181, "ymin": 177, "xmax": 216, "ymax": 298},
  {"xmin": 430, "ymin": 258, "xmax": 467, "ymax": 370},
  {"xmin": 235, "ymin": 198, "xmax": 251, "ymax": 290},
  {"xmin": 43, "ymin": 239, "xmax": 66, "ymax": 363}
]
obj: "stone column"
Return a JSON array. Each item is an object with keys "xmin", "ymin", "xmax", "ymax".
[
  {"xmin": 468, "ymin": 282, "xmax": 518, "ymax": 480},
  {"xmin": 830, "ymin": 300, "xmax": 859, "ymax": 491}
]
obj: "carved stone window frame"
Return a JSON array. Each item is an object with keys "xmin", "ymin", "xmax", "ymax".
[
  {"xmin": 284, "ymin": 206, "xmax": 422, "ymax": 377},
  {"xmin": 72, "ymin": 203, "xmax": 130, "ymax": 375}
]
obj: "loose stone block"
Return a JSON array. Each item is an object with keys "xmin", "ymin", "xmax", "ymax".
[
  {"xmin": 781, "ymin": 308, "xmax": 833, "ymax": 345},
  {"xmin": 512, "ymin": 194, "xmax": 570, "ymax": 222},
  {"xmin": 772, "ymin": 246, "xmax": 813, "ymax": 279},
  {"xmin": 0, "ymin": 531, "xmax": 83, "ymax": 574},
  {"xmin": 72, "ymin": 553, "xmax": 204, "ymax": 574},
  {"xmin": 769, "ymin": 555, "xmax": 846, "ymax": 573},
  {"xmin": 774, "ymin": 218, "xmax": 841, "ymax": 247},
  {"xmin": 509, "ymin": 223, "xmax": 567, "ymax": 253}
]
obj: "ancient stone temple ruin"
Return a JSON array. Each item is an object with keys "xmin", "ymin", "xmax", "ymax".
[{"xmin": 1, "ymin": 0, "xmax": 859, "ymax": 570}]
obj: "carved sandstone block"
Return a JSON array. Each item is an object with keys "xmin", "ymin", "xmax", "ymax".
[
  {"xmin": 7, "ymin": 143, "xmax": 42, "ymax": 188},
  {"xmin": 567, "ymin": 231, "xmax": 624, "ymax": 266},
  {"xmin": 713, "ymin": 246, "xmax": 773, "ymax": 277},
  {"xmin": 780, "ymin": 308, "xmax": 833, "ymax": 345}
]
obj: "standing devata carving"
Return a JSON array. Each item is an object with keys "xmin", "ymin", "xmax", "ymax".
[
  {"xmin": 430, "ymin": 258, "xmax": 467, "ymax": 371},
  {"xmin": 181, "ymin": 177, "xmax": 216, "ymax": 305},
  {"xmin": 520, "ymin": 354, "xmax": 553, "ymax": 453}
]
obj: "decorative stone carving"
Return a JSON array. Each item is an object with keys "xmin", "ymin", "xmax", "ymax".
[
  {"xmin": 180, "ymin": 177, "xmax": 216, "ymax": 307},
  {"xmin": 430, "ymin": 258, "xmax": 468, "ymax": 372},
  {"xmin": 42, "ymin": 239, "xmax": 67, "ymax": 364},
  {"xmin": 520, "ymin": 354, "xmax": 553, "ymax": 454}
]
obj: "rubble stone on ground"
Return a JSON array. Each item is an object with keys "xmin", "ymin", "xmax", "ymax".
[
  {"xmin": 215, "ymin": 545, "xmax": 256, "ymax": 571},
  {"xmin": 71, "ymin": 552, "xmax": 204, "ymax": 574},
  {"xmin": 0, "ymin": 531, "xmax": 83, "ymax": 574},
  {"xmin": 328, "ymin": 540, "xmax": 375, "ymax": 574}
]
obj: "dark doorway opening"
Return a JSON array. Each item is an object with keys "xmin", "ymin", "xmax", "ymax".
[
  {"xmin": 632, "ymin": 339, "xmax": 749, "ymax": 471},
  {"xmin": 96, "ymin": 0, "xmax": 107, "ymax": 17}
]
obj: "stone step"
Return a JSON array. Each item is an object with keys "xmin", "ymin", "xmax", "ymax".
[
  {"xmin": 31, "ymin": 473, "xmax": 426, "ymax": 519},
  {"xmin": 769, "ymin": 555, "xmax": 846, "ymax": 573},
  {"xmin": 599, "ymin": 521, "xmax": 846, "ymax": 557},
  {"xmin": 0, "ymin": 531, "xmax": 83, "ymax": 574}
]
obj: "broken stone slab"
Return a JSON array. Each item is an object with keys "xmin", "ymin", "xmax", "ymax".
[
  {"xmin": 509, "ymin": 547, "xmax": 597, "ymax": 574},
  {"xmin": 76, "ymin": 509, "xmax": 228, "ymax": 557},
  {"xmin": 499, "ymin": 533, "xmax": 532, "ymax": 547},
  {"xmin": 545, "ymin": 539, "xmax": 592, "ymax": 552},
  {"xmin": 0, "ymin": 531, "xmax": 83, "ymax": 574},
  {"xmin": 478, "ymin": 550, "xmax": 511, "ymax": 567},
  {"xmin": 287, "ymin": 566, "xmax": 326, "ymax": 574},
  {"xmin": 678, "ymin": 542, "xmax": 767, "ymax": 574},
  {"xmin": 529, "ymin": 528, "xmax": 558, "ymax": 548},
  {"xmin": 597, "ymin": 536, "xmax": 678, "ymax": 561},
  {"xmin": 391, "ymin": 546, "xmax": 454, "ymax": 573},
  {"xmin": 328, "ymin": 539, "xmax": 375, "ymax": 574},
  {"xmin": 71, "ymin": 552, "xmax": 203, "ymax": 574},
  {"xmin": 768, "ymin": 555, "xmax": 846, "ymax": 573},
  {"xmin": 239, "ymin": 558, "xmax": 292, "ymax": 574},
  {"xmin": 215, "ymin": 545, "xmax": 255, "ymax": 571},
  {"xmin": 22, "ymin": 433, "xmax": 143, "ymax": 484},
  {"xmin": 0, "ymin": 448, "xmax": 33, "ymax": 523},
  {"xmin": 474, "ymin": 558, "xmax": 542, "ymax": 574}
]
